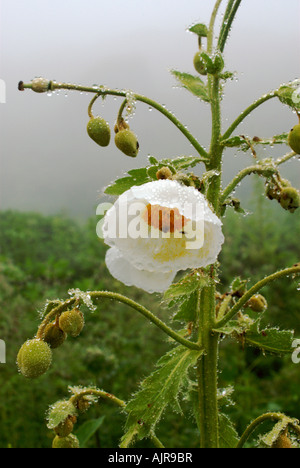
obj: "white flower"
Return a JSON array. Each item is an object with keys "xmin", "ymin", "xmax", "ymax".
[{"xmin": 102, "ymin": 180, "xmax": 224, "ymax": 293}]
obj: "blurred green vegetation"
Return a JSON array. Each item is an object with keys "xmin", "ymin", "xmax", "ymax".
[{"xmin": 0, "ymin": 189, "xmax": 299, "ymax": 448}]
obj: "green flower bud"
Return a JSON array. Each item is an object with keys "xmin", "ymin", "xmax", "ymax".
[
  {"xmin": 87, "ymin": 117, "xmax": 111, "ymax": 147},
  {"xmin": 17, "ymin": 339, "xmax": 52, "ymax": 379},
  {"xmin": 115, "ymin": 129, "xmax": 139, "ymax": 157},
  {"xmin": 43, "ymin": 322, "xmax": 66, "ymax": 349},
  {"xmin": 247, "ymin": 294, "xmax": 268, "ymax": 313},
  {"xmin": 52, "ymin": 434, "xmax": 80, "ymax": 449},
  {"xmin": 288, "ymin": 124, "xmax": 300, "ymax": 155},
  {"xmin": 193, "ymin": 51, "xmax": 207, "ymax": 75},
  {"xmin": 279, "ymin": 187, "xmax": 300, "ymax": 213},
  {"xmin": 156, "ymin": 167, "xmax": 173, "ymax": 180},
  {"xmin": 54, "ymin": 417, "xmax": 74, "ymax": 437},
  {"xmin": 59, "ymin": 309, "xmax": 84, "ymax": 337},
  {"xmin": 31, "ymin": 77, "xmax": 50, "ymax": 93}
]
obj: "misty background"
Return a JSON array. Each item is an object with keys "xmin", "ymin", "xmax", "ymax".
[{"xmin": 0, "ymin": 0, "xmax": 299, "ymax": 219}]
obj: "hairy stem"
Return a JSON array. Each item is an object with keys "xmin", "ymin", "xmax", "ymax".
[
  {"xmin": 217, "ymin": 264, "xmax": 300, "ymax": 328},
  {"xmin": 222, "ymin": 91, "xmax": 277, "ymax": 141},
  {"xmin": 37, "ymin": 291, "xmax": 201, "ymax": 351},
  {"xmin": 197, "ymin": 283, "xmax": 219, "ymax": 448},
  {"xmin": 207, "ymin": 0, "xmax": 224, "ymax": 53},
  {"xmin": 21, "ymin": 80, "xmax": 209, "ymax": 159},
  {"xmin": 218, "ymin": 0, "xmax": 242, "ymax": 52}
]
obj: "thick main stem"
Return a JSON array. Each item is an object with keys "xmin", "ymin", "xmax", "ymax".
[{"xmin": 197, "ymin": 284, "xmax": 219, "ymax": 448}]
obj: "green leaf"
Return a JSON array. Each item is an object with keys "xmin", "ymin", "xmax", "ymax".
[
  {"xmin": 104, "ymin": 168, "xmax": 150, "ymax": 195},
  {"xmin": 171, "ymin": 70, "xmax": 210, "ymax": 102},
  {"xmin": 188, "ymin": 23, "xmax": 208, "ymax": 37},
  {"xmin": 47, "ymin": 400, "xmax": 77, "ymax": 430},
  {"xmin": 75, "ymin": 417, "xmax": 105, "ymax": 448},
  {"xmin": 221, "ymin": 135, "xmax": 248, "ymax": 148},
  {"xmin": 219, "ymin": 413, "xmax": 240, "ymax": 448},
  {"xmin": 213, "ymin": 320, "xmax": 245, "ymax": 336},
  {"xmin": 160, "ymin": 155, "xmax": 208, "ymax": 168},
  {"xmin": 276, "ymin": 81, "xmax": 300, "ymax": 111},
  {"xmin": 260, "ymin": 417, "xmax": 294, "ymax": 447},
  {"xmin": 173, "ymin": 291, "xmax": 199, "ymax": 322},
  {"xmin": 244, "ymin": 322, "xmax": 295, "ymax": 355},
  {"xmin": 120, "ymin": 346, "xmax": 204, "ymax": 447},
  {"xmin": 164, "ymin": 273, "xmax": 209, "ymax": 301}
]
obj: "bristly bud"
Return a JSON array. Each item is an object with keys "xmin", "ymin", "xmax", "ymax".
[
  {"xmin": 247, "ymin": 294, "xmax": 268, "ymax": 313},
  {"xmin": 43, "ymin": 322, "xmax": 66, "ymax": 349},
  {"xmin": 156, "ymin": 167, "xmax": 173, "ymax": 180},
  {"xmin": 52, "ymin": 434, "xmax": 80, "ymax": 449},
  {"xmin": 279, "ymin": 187, "xmax": 300, "ymax": 213},
  {"xmin": 115, "ymin": 129, "xmax": 139, "ymax": 157},
  {"xmin": 54, "ymin": 416, "xmax": 74, "ymax": 437},
  {"xmin": 87, "ymin": 117, "xmax": 111, "ymax": 147},
  {"xmin": 288, "ymin": 124, "xmax": 300, "ymax": 155},
  {"xmin": 17, "ymin": 339, "xmax": 52, "ymax": 379},
  {"xmin": 59, "ymin": 309, "xmax": 85, "ymax": 337},
  {"xmin": 31, "ymin": 77, "xmax": 51, "ymax": 93}
]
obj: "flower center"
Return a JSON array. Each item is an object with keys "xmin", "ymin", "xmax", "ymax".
[{"xmin": 142, "ymin": 204, "xmax": 187, "ymax": 233}]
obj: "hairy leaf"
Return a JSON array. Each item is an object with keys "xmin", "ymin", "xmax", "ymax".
[
  {"xmin": 219, "ymin": 413, "xmax": 240, "ymax": 448},
  {"xmin": 244, "ymin": 323, "xmax": 295, "ymax": 355},
  {"xmin": 120, "ymin": 346, "xmax": 204, "ymax": 446},
  {"xmin": 171, "ymin": 70, "xmax": 210, "ymax": 102},
  {"xmin": 104, "ymin": 168, "xmax": 150, "ymax": 195},
  {"xmin": 276, "ymin": 81, "xmax": 300, "ymax": 111}
]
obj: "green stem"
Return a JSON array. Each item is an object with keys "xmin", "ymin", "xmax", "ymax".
[
  {"xmin": 70, "ymin": 388, "xmax": 126, "ymax": 409},
  {"xmin": 220, "ymin": 164, "xmax": 278, "ymax": 203},
  {"xmin": 276, "ymin": 151, "xmax": 297, "ymax": 166},
  {"xmin": 37, "ymin": 291, "xmax": 201, "ymax": 351},
  {"xmin": 197, "ymin": 284, "xmax": 219, "ymax": 448},
  {"xmin": 87, "ymin": 94, "xmax": 101, "ymax": 119},
  {"xmin": 218, "ymin": 0, "xmax": 242, "ymax": 52},
  {"xmin": 21, "ymin": 80, "xmax": 209, "ymax": 159},
  {"xmin": 217, "ymin": 264, "xmax": 300, "ymax": 328},
  {"xmin": 69, "ymin": 388, "xmax": 165, "ymax": 448},
  {"xmin": 207, "ymin": 0, "xmax": 224, "ymax": 53},
  {"xmin": 222, "ymin": 91, "xmax": 277, "ymax": 141}
]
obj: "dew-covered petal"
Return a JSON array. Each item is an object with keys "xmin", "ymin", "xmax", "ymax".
[
  {"xmin": 105, "ymin": 247, "xmax": 177, "ymax": 293},
  {"xmin": 102, "ymin": 180, "xmax": 224, "ymax": 273}
]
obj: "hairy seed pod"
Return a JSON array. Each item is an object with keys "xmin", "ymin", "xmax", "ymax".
[
  {"xmin": 193, "ymin": 51, "xmax": 207, "ymax": 75},
  {"xmin": 59, "ymin": 309, "xmax": 84, "ymax": 337},
  {"xmin": 52, "ymin": 434, "xmax": 80, "ymax": 449},
  {"xmin": 54, "ymin": 417, "xmax": 74, "ymax": 437},
  {"xmin": 17, "ymin": 339, "xmax": 52, "ymax": 379},
  {"xmin": 288, "ymin": 124, "xmax": 300, "ymax": 155},
  {"xmin": 87, "ymin": 117, "xmax": 111, "ymax": 147},
  {"xmin": 279, "ymin": 187, "xmax": 300, "ymax": 213},
  {"xmin": 156, "ymin": 167, "xmax": 173, "ymax": 180},
  {"xmin": 247, "ymin": 294, "xmax": 268, "ymax": 313},
  {"xmin": 43, "ymin": 322, "xmax": 66, "ymax": 349},
  {"xmin": 76, "ymin": 398, "xmax": 91, "ymax": 413},
  {"xmin": 115, "ymin": 129, "xmax": 139, "ymax": 157}
]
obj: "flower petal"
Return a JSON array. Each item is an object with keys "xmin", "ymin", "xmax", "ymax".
[
  {"xmin": 105, "ymin": 247, "xmax": 177, "ymax": 293},
  {"xmin": 102, "ymin": 180, "xmax": 224, "ymax": 273}
]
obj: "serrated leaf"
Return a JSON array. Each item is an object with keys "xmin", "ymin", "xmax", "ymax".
[
  {"xmin": 120, "ymin": 346, "xmax": 204, "ymax": 447},
  {"xmin": 75, "ymin": 417, "xmax": 105, "ymax": 448},
  {"xmin": 47, "ymin": 400, "xmax": 77, "ymax": 429},
  {"xmin": 173, "ymin": 291, "xmax": 199, "ymax": 322},
  {"xmin": 171, "ymin": 70, "xmax": 210, "ymax": 102},
  {"xmin": 245, "ymin": 322, "xmax": 295, "ymax": 355},
  {"xmin": 188, "ymin": 23, "xmax": 208, "ymax": 37},
  {"xmin": 104, "ymin": 168, "xmax": 150, "ymax": 195},
  {"xmin": 219, "ymin": 413, "xmax": 240, "ymax": 448},
  {"xmin": 213, "ymin": 320, "xmax": 245, "ymax": 336},
  {"xmin": 164, "ymin": 273, "xmax": 209, "ymax": 301},
  {"xmin": 160, "ymin": 155, "xmax": 208, "ymax": 168},
  {"xmin": 222, "ymin": 135, "xmax": 247, "ymax": 148}
]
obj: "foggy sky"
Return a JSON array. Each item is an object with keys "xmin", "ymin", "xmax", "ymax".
[{"xmin": 0, "ymin": 0, "xmax": 299, "ymax": 218}]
